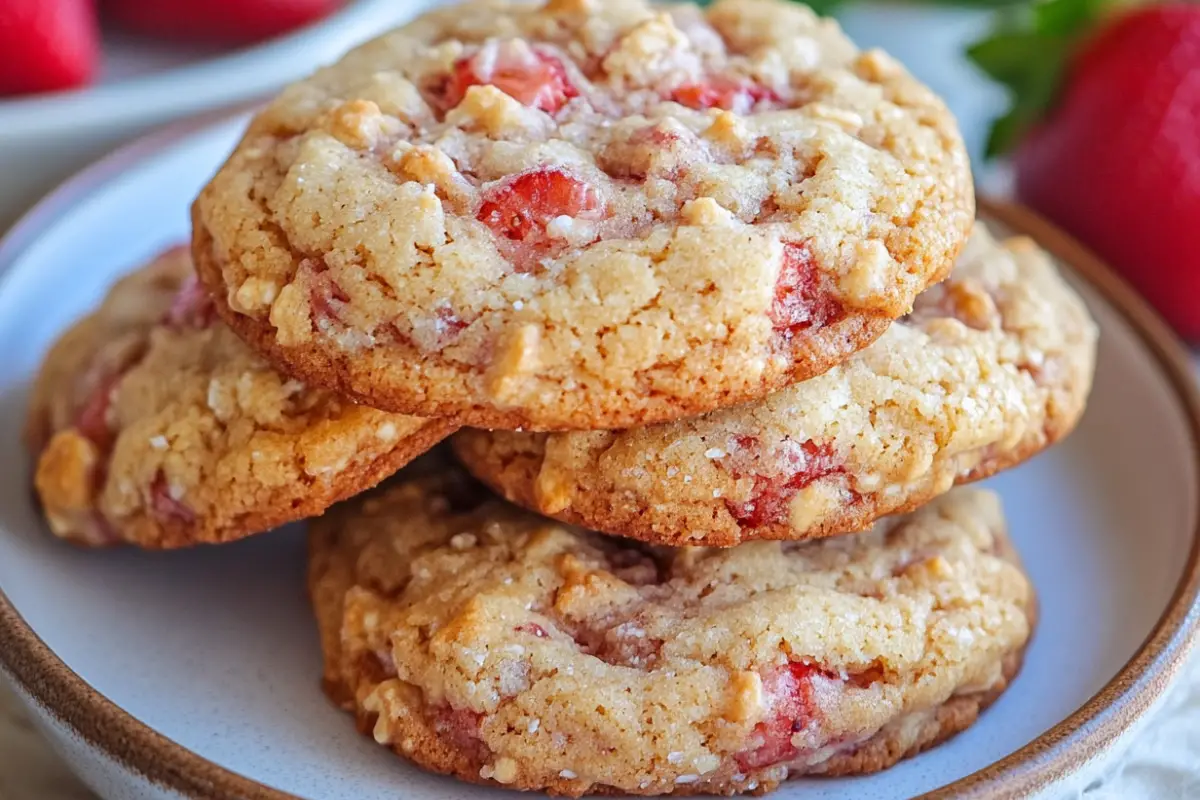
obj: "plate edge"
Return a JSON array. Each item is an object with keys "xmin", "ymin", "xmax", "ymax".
[{"xmin": 0, "ymin": 125, "xmax": 1197, "ymax": 800}]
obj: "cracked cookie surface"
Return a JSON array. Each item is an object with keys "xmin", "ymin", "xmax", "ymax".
[
  {"xmin": 26, "ymin": 247, "xmax": 456, "ymax": 549},
  {"xmin": 194, "ymin": 0, "xmax": 973, "ymax": 431},
  {"xmin": 310, "ymin": 464, "xmax": 1033, "ymax": 796},
  {"xmin": 454, "ymin": 223, "xmax": 1098, "ymax": 546}
]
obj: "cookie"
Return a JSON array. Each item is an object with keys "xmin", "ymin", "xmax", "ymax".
[
  {"xmin": 454, "ymin": 223, "xmax": 1098, "ymax": 546},
  {"xmin": 26, "ymin": 247, "xmax": 456, "ymax": 549},
  {"xmin": 193, "ymin": 0, "xmax": 973, "ymax": 431},
  {"xmin": 310, "ymin": 465, "xmax": 1033, "ymax": 796}
]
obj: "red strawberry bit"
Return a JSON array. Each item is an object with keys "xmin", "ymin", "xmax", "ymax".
[
  {"xmin": 433, "ymin": 706, "xmax": 484, "ymax": 751},
  {"xmin": 515, "ymin": 622, "xmax": 549, "ymax": 638},
  {"xmin": 671, "ymin": 76, "xmax": 778, "ymax": 114},
  {"xmin": 441, "ymin": 42, "xmax": 577, "ymax": 113},
  {"xmin": 735, "ymin": 662, "xmax": 824, "ymax": 771},
  {"xmin": 770, "ymin": 241, "xmax": 842, "ymax": 333},
  {"xmin": 163, "ymin": 275, "xmax": 218, "ymax": 329},
  {"xmin": 724, "ymin": 436, "xmax": 845, "ymax": 528},
  {"xmin": 297, "ymin": 260, "xmax": 350, "ymax": 330},
  {"xmin": 84, "ymin": 512, "xmax": 122, "ymax": 547},
  {"xmin": 434, "ymin": 306, "xmax": 468, "ymax": 344},
  {"xmin": 477, "ymin": 167, "xmax": 603, "ymax": 270},
  {"xmin": 74, "ymin": 373, "xmax": 123, "ymax": 450},
  {"xmin": 149, "ymin": 471, "xmax": 196, "ymax": 525},
  {"xmin": 599, "ymin": 123, "xmax": 705, "ymax": 180}
]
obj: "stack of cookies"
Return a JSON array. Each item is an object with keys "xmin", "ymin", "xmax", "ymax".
[{"xmin": 26, "ymin": 0, "xmax": 1099, "ymax": 795}]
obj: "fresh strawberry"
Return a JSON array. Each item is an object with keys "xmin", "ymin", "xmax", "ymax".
[
  {"xmin": 477, "ymin": 167, "xmax": 603, "ymax": 270},
  {"xmin": 104, "ymin": 0, "xmax": 344, "ymax": 44},
  {"xmin": 671, "ymin": 75, "xmax": 778, "ymax": 114},
  {"xmin": 971, "ymin": 1, "xmax": 1200, "ymax": 339},
  {"xmin": 439, "ymin": 40, "xmax": 577, "ymax": 113},
  {"xmin": 0, "ymin": 0, "xmax": 99, "ymax": 96}
]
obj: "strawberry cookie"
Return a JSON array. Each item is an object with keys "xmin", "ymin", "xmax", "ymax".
[
  {"xmin": 193, "ymin": 0, "xmax": 973, "ymax": 431},
  {"xmin": 454, "ymin": 223, "xmax": 1097, "ymax": 546},
  {"xmin": 26, "ymin": 247, "xmax": 455, "ymax": 549},
  {"xmin": 310, "ymin": 464, "xmax": 1033, "ymax": 795}
]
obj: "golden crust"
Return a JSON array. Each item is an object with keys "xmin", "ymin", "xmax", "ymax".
[
  {"xmin": 27, "ymin": 247, "xmax": 456, "ymax": 549},
  {"xmin": 309, "ymin": 464, "xmax": 1034, "ymax": 795},
  {"xmin": 453, "ymin": 224, "xmax": 1098, "ymax": 546},
  {"xmin": 193, "ymin": 0, "xmax": 972, "ymax": 431}
]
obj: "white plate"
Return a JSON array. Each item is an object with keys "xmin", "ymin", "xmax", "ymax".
[{"xmin": 0, "ymin": 116, "xmax": 1198, "ymax": 800}]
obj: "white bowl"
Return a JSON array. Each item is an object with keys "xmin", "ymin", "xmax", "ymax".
[
  {"xmin": 1, "ymin": 116, "xmax": 1199, "ymax": 800},
  {"xmin": 0, "ymin": 0, "xmax": 446, "ymax": 230}
]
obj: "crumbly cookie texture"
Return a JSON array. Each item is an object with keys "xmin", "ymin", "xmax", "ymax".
[
  {"xmin": 310, "ymin": 466, "xmax": 1033, "ymax": 796},
  {"xmin": 26, "ymin": 247, "xmax": 455, "ymax": 549},
  {"xmin": 194, "ymin": 0, "xmax": 973, "ymax": 431},
  {"xmin": 454, "ymin": 223, "xmax": 1098, "ymax": 546}
]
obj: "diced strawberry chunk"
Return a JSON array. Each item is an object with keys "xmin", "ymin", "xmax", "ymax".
[
  {"xmin": 163, "ymin": 275, "xmax": 218, "ymax": 329},
  {"xmin": 671, "ymin": 76, "xmax": 778, "ymax": 114},
  {"xmin": 770, "ymin": 241, "xmax": 842, "ymax": 333},
  {"xmin": 297, "ymin": 260, "xmax": 349, "ymax": 329},
  {"xmin": 149, "ymin": 471, "xmax": 196, "ymax": 525},
  {"xmin": 598, "ymin": 123, "xmax": 704, "ymax": 180},
  {"xmin": 433, "ymin": 706, "xmax": 484, "ymax": 751},
  {"xmin": 735, "ymin": 662, "xmax": 821, "ymax": 771},
  {"xmin": 515, "ymin": 622, "xmax": 549, "ymax": 638},
  {"xmin": 724, "ymin": 436, "xmax": 844, "ymax": 528},
  {"xmin": 434, "ymin": 306, "xmax": 468, "ymax": 344},
  {"xmin": 74, "ymin": 373, "xmax": 123, "ymax": 450},
  {"xmin": 477, "ymin": 167, "xmax": 603, "ymax": 270},
  {"xmin": 441, "ymin": 42, "xmax": 577, "ymax": 113}
]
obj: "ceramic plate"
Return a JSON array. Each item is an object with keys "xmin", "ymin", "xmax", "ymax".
[{"xmin": 0, "ymin": 116, "xmax": 1198, "ymax": 800}]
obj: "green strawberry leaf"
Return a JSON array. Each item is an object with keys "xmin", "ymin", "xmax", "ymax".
[{"xmin": 968, "ymin": 0, "xmax": 1121, "ymax": 157}]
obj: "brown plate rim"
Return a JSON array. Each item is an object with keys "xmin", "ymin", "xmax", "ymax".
[{"xmin": 0, "ymin": 114, "xmax": 1198, "ymax": 800}]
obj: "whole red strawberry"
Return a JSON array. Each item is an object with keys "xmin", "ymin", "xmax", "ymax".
[
  {"xmin": 972, "ymin": 2, "xmax": 1200, "ymax": 339},
  {"xmin": 105, "ymin": 0, "xmax": 345, "ymax": 44},
  {"xmin": 0, "ymin": 0, "xmax": 99, "ymax": 96}
]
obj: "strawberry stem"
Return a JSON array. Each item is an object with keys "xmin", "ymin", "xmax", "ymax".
[{"xmin": 968, "ymin": 0, "xmax": 1122, "ymax": 157}]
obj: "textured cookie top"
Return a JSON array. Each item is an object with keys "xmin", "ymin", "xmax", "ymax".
[
  {"xmin": 310, "ymin": 466, "xmax": 1032, "ymax": 796},
  {"xmin": 195, "ymin": 0, "xmax": 973, "ymax": 430},
  {"xmin": 26, "ymin": 247, "xmax": 454, "ymax": 549},
  {"xmin": 455, "ymin": 223, "xmax": 1099, "ymax": 546}
]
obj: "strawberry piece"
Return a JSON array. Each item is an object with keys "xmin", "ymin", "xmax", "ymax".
[
  {"xmin": 0, "ymin": 0, "xmax": 98, "ymax": 96},
  {"xmin": 74, "ymin": 372, "xmax": 122, "ymax": 450},
  {"xmin": 735, "ymin": 662, "xmax": 821, "ymax": 771},
  {"xmin": 515, "ymin": 622, "xmax": 549, "ymax": 638},
  {"xmin": 149, "ymin": 472, "xmax": 196, "ymax": 525},
  {"xmin": 297, "ymin": 260, "xmax": 349, "ymax": 329},
  {"xmin": 433, "ymin": 306, "xmax": 467, "ymax": 344},
  {"xmin": 724, "ymin": 435, "xmax": 844, "ymax": 528},
  {"xmin": 432, "ymin": 706, "xmax": 484, "ymax": 751},
  {"xmin": 671, "ymin": 76, "xmax": 777, "ymax": 114},
  {"xmin": 477, "ymin": 167, "xmax": 602, "ymax": 270},
  {"xmin": 105, "ymin": 0, "xmax": 344, "ymax": 44},
  {"xmin": 163, "ymin": 275, "xmax": 218, "ymax": 329},
  {"xmin": 441, "ymin": 42, "xmax": 577, "ymax": 113},
  {"xmin": 770, "ymin": 241, "xmax": 841, "ymax": 333}
]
